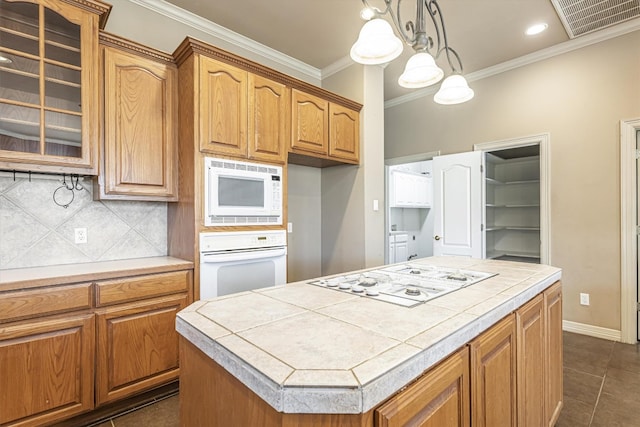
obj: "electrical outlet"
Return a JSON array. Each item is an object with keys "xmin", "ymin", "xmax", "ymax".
[
  {"xmin": 580, "ymin": 293, "xmax": 590, "ymax": 306},
  {"xmin": 74, "ymin": 228, "xmax": 87, "ymax": 244}
]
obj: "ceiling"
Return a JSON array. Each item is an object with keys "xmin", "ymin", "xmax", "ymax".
[{"xmin": 162, "ymin": 0, "xmax": 639, "ymax": 101}]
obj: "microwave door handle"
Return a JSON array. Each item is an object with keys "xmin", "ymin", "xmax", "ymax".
[{"xmin": 201, "ymin": 248, "xmax": 287, "ymax": 263}]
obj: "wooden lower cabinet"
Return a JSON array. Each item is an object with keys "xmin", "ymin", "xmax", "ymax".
[
  {"xmin": 545, "ymin": 282, "xmax": 563, "ymax": 426},
  {"xmin": 0, "ymin": 267, "xmax": 192, "ymax": 426},
  {"xmin": 375, "ymin": 347, "xmax": 470, "ymax": 427},
  {"xmin": 0, "ymin": 313, "xmax": 95, "ymax": 427},
  {"xmin": 95, "ymin": 294, "xmax": 187, "ymax": 405},
  {"xmin": 470, "ymin": 314, "xmax": 517, "ymax": 427},
  {"xmin": 516, "ymin": 294, "xmax": 546, "ymax": 427}
]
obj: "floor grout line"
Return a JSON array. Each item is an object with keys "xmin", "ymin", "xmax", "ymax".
[{"xmin": 586, "ymin": 341, "xmax": 616, "ymax": 426}]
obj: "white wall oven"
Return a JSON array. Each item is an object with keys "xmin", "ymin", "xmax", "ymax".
[
  {"xmin": 199, "ymin": 230, "xmax": 287, "ymax": 300},
  {"xmin": 204, "ymin": 157, "xmax": 283, "ymax": 227}
]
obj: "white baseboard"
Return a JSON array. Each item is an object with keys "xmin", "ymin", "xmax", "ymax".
[{"xmin": 563, "ymin": 320, "xmax": 622, "ymax": 342}]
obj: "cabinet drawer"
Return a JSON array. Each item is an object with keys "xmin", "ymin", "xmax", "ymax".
[
  {"xmin": 95, "ymin": 270, "xmax": 189, "ymax": 306},
  {"xmin": 0, "ymin": 283, "xmax": 92, "ymax": 323}
]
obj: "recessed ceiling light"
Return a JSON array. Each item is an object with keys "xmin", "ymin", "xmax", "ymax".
[
  {"xmin": 0, "ymin": 55, "xmax": 12, "ymax": 64},
  {"xmin": 526, "ymin": 23, "xmax": 548, "ymax": 36}
]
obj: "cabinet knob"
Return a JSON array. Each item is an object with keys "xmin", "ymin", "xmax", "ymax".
[{"xmin": 434, "ymin": 235, "xmax": 441, "ymax": 241}]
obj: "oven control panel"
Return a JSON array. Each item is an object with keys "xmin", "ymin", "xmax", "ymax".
[{"xmin": 200, "ymin": 230, "xmax": 287, "ymax": 252}]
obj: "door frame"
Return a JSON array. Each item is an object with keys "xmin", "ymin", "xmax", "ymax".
[
  {"xmin": 473, "ymin": 133, "xmax": 551, "ymax": 265},
  {"xmin": 620, "ymin": 118, "xmax": 640, "ymax": 343},
  {"xmin": 384, "ymin": 152, "xmax": 440, "ymax": 263}
]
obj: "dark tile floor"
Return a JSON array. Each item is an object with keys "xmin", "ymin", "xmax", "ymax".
[
  {"xmin": 558, "ymin": 331, "xmax": 640, "ymax": 427},
  {"xmin": 90, "ymin": 331, "xmax": 640, "ymax": 427}
]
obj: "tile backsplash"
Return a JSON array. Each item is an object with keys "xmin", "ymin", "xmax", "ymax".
[{"xmin": 0, "ymin": 174, "xmax": 167, "ymax": 270}]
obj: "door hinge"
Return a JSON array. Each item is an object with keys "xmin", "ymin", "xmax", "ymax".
[
  {"xmin": 637, "ymin": 302, "xmax": 640, "ymax": 312},
  {"xmin": 636, "ymin": 226, "xmax": 640, "ymax": 235},
  {"xmin": 480, "ymin": 164, "xmax": 484, "ymax": 173},
  {"xmin": 636, "ymin": 149, "xmax": 640, "ymax": 159},
  {"xmin": 481, "ymin": 224, "xmax": 484, "ymax": 231}
]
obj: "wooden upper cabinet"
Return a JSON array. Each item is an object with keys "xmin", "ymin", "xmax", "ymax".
[
  {"xmin": 98, "ymin": 34, "xmax": 178, "ymax": 201},
  {"xmin": 375, "ymin": 347, "xmax": 470, "ymax": 427},
  {"xmin": 329, "ymin": 102, "xmax": 359, "ymax": 163},
  {"xmin": 470, "ymin": 314, "xmax": 517, "ymax": 427},
  {"xmin": 291, "ymin": 89, "xmax": 329, "ymax": 155},
  {"xmin": 173, "ymin": 38, "xmax": 360, "ymax": 167},
  {"xmin": 248, "ymin": 74, "xmax": 288, "ymax": 163},
  {"xmin": 290, "ymin": 88, "xmax": 360, "ymax": 165},
  {"xmin": 199, "ymin": 56, "xmax": 248, "ymax": 157},
  {"xmin": 0, "ymin": 0, "xmax": 110, "ymax": 175}
]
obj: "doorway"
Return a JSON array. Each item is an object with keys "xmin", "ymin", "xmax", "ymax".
[
  {"xmin": 384, "ymin": 152, "xmax": 439, "ymax": 264},
  {"xmin": 620, "ymin": 118, "xmax": 640, "ymax": 343},
  {"xmin": 474, "ymin": 134, "xmax": 550, "ymax": 265}
]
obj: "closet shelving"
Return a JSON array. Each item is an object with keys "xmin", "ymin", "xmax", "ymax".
[{"xmin": 485, "ymin": 152, "xmax": 541, "ymax": 263}]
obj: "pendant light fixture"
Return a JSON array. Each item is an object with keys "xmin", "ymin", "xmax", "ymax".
[{"xmin": 350, "ymin": 0, "xmax": 474, "ymax": 105}]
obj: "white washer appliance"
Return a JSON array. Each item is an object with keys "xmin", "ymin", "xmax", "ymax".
[{"xmin": 199, "ymin": 230, "xmax": 287, "ymax": 300}]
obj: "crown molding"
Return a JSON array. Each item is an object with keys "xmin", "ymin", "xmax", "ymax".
[
  {"xmin": 126, "ymin": 0, "xmax": 321, "ymax": 81},
  {"xmin": 384, "ymin": 17, "xmax": 640, "ymax": 109},
  {"xmin": 321, "ymin": 55, "xmax": 356, "ymax": 79}
]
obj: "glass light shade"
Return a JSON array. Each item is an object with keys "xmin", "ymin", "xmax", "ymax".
[
  {"xmin": 350, "ymin": 19, "xmax": 403, "ymax": 65},
  {"xmin": 434, "ymin": 74, "xmax": 474, "ymax": 105},
  {"xmin": 398, "ymin": 52, "xmax": 444, "ymax": 88}
]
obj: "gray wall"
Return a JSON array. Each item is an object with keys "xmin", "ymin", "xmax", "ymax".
[
  {"xmin": 0, "ymin": 175, "xmax": 166, "ymax": 269},
  {"xmin": 286, "ymin": 164, "xmax": 322, "ymax": 282},
  {"xmin": 320, "ymin": 64, "xmax": 386, "ymax": 275},
  {"xmin": 385, "ymin": 30, "xmax": 640, "ymax": 331}
]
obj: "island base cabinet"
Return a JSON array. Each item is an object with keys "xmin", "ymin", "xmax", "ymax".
[
  {"xmin": 95, "ymin": 295, "xmax": 187, "ymax": 406},
  {"xmin": 470, "ymin": 314, "xmax": 517, "ymax": 427},
  {"xmin": 179, "ymin": 337, "xmax": 374, "ymax": 427},
  {"xmin": 375, "ymin": 347, "xmax": 470, "ymax": 427},
  {"xmin": 0, "ymin": 313, "xmax": 95, "ymax": 427},
  {"xmin": 516, "ymin": 294, "xmax": 546, "ymax": 427},
  {"xmin": 545, "ymin": 282, "xmax": 563, "ymax": 426}
]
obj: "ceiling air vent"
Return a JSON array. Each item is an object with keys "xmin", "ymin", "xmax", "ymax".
[{"xmin": 551, "ymin": 0, "xmax": 640, "ymax": 38}]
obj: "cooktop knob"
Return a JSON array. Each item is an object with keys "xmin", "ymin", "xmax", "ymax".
[
  {"xmin": 366, "ymin": 289, "xmax": 379, "ymax": 296},
  {"xmin": 338, "ymin": 283, "xmax": 352, "ymax": 290},
  {"xmin": 352, "ymin": 285, "xmax": 364, "ymax": 293}
]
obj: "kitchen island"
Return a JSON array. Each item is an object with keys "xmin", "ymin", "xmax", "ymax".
[{"xmin": 176, "ymin": 256, "xmax": 562, "ymax": 426}]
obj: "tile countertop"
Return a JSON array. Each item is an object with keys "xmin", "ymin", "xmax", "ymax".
[
  {"xmin": 176, "ymin": 256, "xmax": 561, "ymax": 415},
  {"xmin": 0, "ymin": 256, "xmax": 194, "ymax": 292}
]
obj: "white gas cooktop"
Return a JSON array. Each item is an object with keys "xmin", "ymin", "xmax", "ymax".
[{"xmin": 308, "ymin": 264, "xmax": 497, "ymax": 307}]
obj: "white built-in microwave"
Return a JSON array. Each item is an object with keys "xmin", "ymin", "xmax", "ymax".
[{"xmin": 204, "ymin": 157, "xmax": 283, "ymax": 227}]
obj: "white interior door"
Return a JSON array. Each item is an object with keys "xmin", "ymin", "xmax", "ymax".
[{"xmin": 432, "ymin": 151, "xmax": 484, "ymax": 258}]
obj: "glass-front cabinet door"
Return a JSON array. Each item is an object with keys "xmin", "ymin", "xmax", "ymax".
[{"xmin": 0, "ymin": 0, "xmax": 109, "ymax": 174}]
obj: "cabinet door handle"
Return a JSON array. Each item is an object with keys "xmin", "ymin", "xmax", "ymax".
[{"xmin": 434, "ymin": 235, "xmax": 441, "ymax": 241}]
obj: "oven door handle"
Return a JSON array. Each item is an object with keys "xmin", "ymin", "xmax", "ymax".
[{"xmin": 201, "ymin": 247, "xmax": 287, "ymax": 263}]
